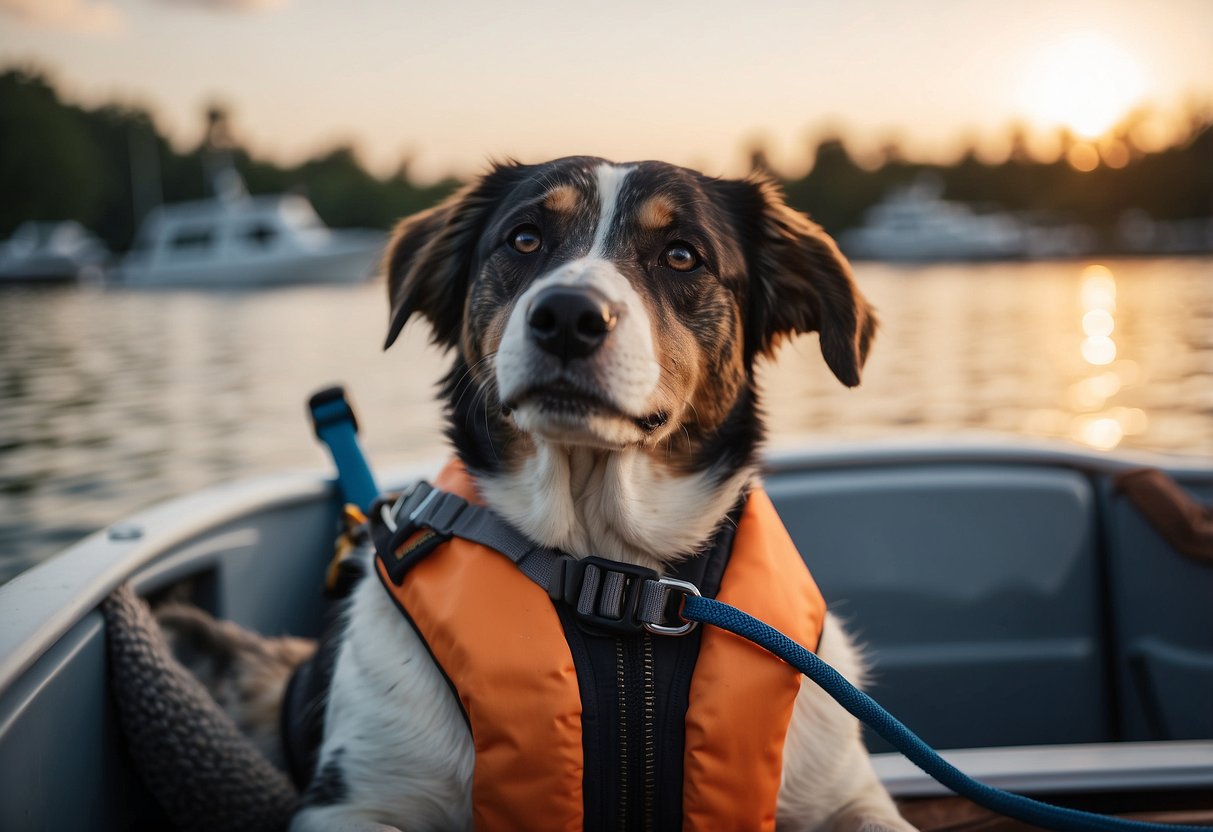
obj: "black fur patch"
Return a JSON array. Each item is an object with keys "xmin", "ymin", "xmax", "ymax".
[
  {"xmin": 691, "ymin": 384, "xmax": 765, "ymax": 484},
  {"xmin": 301, "ymin": 748, "xmax": 348, "ymax": 807},
  {"xmin": 441, "ymin": 358, "xmax": 516, "ymax": 476}
]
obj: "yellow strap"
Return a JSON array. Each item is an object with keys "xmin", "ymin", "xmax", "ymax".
[{"xmin": 326, "ymin": 504, "xmax": 369, "ymax": 591}]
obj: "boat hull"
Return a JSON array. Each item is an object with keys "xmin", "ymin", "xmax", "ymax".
[
  {"xmin": 0, "ymin": 257, "xmax": 105, "ymax": 283},
  {"xmin": 115, "ymin": 238, "xmax": 382, "ymax": 287}
]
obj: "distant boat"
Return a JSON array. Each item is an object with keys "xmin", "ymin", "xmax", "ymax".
[
  {"xmin": 113, "ymin": 189, "xmax": 385, "ymax": 288},
  {"xmin": 0, "ymin": 221, "xmax": 110, "ymax": 284},
  {"xmin": 841, "ymin": 176, "xmax": 1026, "ymax": 262}
]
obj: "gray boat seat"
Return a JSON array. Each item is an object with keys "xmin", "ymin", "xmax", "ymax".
[
  {"xmin": 767, "ymin": 465, "xmax": 1109, "ymax": 751},
  {"xmin": 1104, "ymin": 478, "xmax": 1213, "ymax": 741}
]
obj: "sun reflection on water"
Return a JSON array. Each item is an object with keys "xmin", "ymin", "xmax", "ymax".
[
  {"xmin": 1080, "ymin": 264, "xmax": 1117, "ymax": 308},
  {"xmin": 1081, "ymin": 336, "xmax": 1117, "ymax": 365},
  {"xmin": 1067, "ymin": 264, "xmax": 1151, "ymax": 450},
  {"xmin": 1082, "ymin": 309, "xmax": 1114, "ymax": 337},
  {"xmin": 1075, "ymin": 416, "xmax": 1124, "ymax": 450}
]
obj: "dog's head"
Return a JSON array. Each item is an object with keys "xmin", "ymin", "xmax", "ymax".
[{"xmin": 384, "ymin": 157, "xmax": 874, "ymax": 480}]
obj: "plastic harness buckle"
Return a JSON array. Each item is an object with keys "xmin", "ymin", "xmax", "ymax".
[
  {"xmin": 376, "ymin": 483, "xmax": 467, "ymax": 585},
  {"xmin": 555, "ymin": 556, "xmax": 700, "ymax": 636},
  {"xmin": 381, "ymin": 482, "xmax": 443, "ymax": 538},
  {"xmin": 560, "ymin": 556, "xmax": 654, "ymax": 634}
]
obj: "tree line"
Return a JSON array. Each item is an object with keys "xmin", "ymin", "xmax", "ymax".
[
  {"xmin": 776, "ymin": 121, "xmax": 1212, "ymax": 238},
  {"xmin": 0, "ymin": 68, "xmax": 458, "ymax": 252},
  {"xmin": 2, "ymin": 66, "xmax": 1210, "ymax": 253}
]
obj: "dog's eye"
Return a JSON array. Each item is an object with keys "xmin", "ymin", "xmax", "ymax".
[
  {"xmin": 662, "ymin": 242, "xmax": 699, "ymax": 272},
  {"xmin": 510, "ymin": 225, "xmax": 542, "ymax": 254}
]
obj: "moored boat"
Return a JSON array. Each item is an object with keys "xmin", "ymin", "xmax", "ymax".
[
  {"xmin": 113, "ymin": 191, "xmax": 384, "ymax": 287},
  {"xmin": 0, "ymin": 220, "xmax": 110, "ymax": 284},
  {"xmin": 841, "ymin": 177, "xmax": 1028, "ymax": 262}
]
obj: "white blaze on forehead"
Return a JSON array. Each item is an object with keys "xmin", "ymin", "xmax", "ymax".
[
  {"xmin": 494, "ymin": 165, "xmax": 659, "ymax": 425},
  {"xmin": 588, "ymin": 163, "xmax": 636, "ymax": 258}
]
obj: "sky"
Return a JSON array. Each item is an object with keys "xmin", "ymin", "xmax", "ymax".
[{"xmin": 2, "ymin": 0, "xmax": 1212, "ymax": 182}]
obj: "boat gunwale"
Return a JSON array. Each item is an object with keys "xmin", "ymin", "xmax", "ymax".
[
  {"xmin": 762, "ymin": 434, "xmax": 1213, "ymax": 479},
  {"xmin": 873, "ymin": 740, "xmax": 1213, "ymax": 797}
]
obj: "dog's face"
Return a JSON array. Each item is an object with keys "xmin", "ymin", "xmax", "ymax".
[{"xmin": 384, "ymin": 157, "xmax": 874, "ymax": 480}]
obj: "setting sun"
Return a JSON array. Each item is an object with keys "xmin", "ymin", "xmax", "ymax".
[{"xmin": 1018, "ymin": 33, "xmax": 1151, "ymax": 139}]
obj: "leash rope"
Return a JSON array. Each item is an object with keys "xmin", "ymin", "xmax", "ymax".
[{"xmin": 681, "ymin": 594, "xmax": 1208, "ymax": 832}]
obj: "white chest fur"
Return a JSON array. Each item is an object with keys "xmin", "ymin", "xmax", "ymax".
[{"xmin": 478, "ymin": 446, "xmax": 753, "ymax": 570}]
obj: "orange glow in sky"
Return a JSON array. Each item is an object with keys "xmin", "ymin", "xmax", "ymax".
[
  {"xmin": 1017, "ymin": 33, "xmax": 1152, "ymax": 138},
  {"xmin": 1, "ymin": 0, "xmax": 1210, "ymax": 180}
]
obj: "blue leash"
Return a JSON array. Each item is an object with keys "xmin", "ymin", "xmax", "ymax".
[
  {"xmin": 308, "ymin": 387, "xmax": 1207, "ymax": 832},
  {"xmin": 683, "ymin": 594, "xmax": 1208, "ymax": 832}
]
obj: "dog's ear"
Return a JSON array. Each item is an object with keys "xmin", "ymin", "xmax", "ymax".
[
  {"xmin": 719, "ymin": 176, "xmax": 876, "ymax": 387},
  {"xmin": 384, "ymin": 162, "xmax": 527, "ymax": 350}
]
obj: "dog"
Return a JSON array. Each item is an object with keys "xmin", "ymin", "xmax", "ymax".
[{"xmin": 166, "ymin": 156, "xmax": 913, "ymax": 832}]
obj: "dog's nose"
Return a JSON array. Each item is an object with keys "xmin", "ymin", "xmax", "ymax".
[{"xmin": 528, "ymin": 287, "xmax": 618, "ymax": 360}]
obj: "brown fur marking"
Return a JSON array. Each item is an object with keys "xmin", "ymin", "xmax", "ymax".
[
  {"xmin": 542, "ymin": 184, "xmax": 580, "ymax": 214},
  {"xmin": 637, "ymin": 194, "xmax": 675, "ymax": 230}
]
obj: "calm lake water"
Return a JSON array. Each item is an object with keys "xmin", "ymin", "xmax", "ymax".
[{"xmin": 1, "ymin": 257, "xmax": 1211, "ymax": 582}]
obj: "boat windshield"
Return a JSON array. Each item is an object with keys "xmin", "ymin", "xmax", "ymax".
[{"xmin": 281, "ymin": 197, "xmax": 324, "ymax": 231}]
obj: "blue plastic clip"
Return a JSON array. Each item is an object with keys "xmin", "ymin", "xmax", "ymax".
[{"xmin": 308, "ymin": 386, "xmax": 379, "ymax": 512}]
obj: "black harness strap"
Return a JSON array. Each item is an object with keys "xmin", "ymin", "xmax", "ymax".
[{"xmin": 375, "ymin": 481, "xmax": 702, "ymax": 636}]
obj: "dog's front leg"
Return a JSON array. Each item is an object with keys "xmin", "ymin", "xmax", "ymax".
[
  {"xmin": 290, "ymin": 806, "xmax": 403, "ymax": 832},
  {"xmin": 777, "ymin": 613, "xmax": 916, "ymax": 832},
  {"xmin": 290, "ymin": 564, "xmax": 475, "ymax": 831}
]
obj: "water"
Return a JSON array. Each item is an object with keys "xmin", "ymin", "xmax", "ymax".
[{"xmin": 1, "ymin": 258, "xmax": 1211, "ymax": 582}]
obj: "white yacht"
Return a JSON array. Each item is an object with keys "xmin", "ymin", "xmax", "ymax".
[
  {"xmin": 841, "ymin": 176, "xmax": 1026, "ymax": 262},
  {"xmin": 0, "ymin": 221, "xmax": 110, "ymax": 283},
  {"xmin": 115, "ymin": 179, "xmax": 384, "ymax": 287}
]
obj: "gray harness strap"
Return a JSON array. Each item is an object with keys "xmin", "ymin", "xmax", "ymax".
[{"xmin": 379, "ymin": 481, "xmax": 701, "ymax": 636}]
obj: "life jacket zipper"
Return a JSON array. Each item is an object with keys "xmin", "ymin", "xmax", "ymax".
[
  {"xmin": 642, "ymin": 634, "xmax": 656, "ymax": 829},
  {"xmin": 616, "ymin": 638, "xmax": 629, "ymax": 831},
  {"xmin": 615, "ymin": 634, "xmax": 656, "ymax": 831}
]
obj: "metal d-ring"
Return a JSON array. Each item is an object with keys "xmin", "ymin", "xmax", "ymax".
[{"xmin": 643, "ymin": 576, "xmax": 702, "ymax": 636}]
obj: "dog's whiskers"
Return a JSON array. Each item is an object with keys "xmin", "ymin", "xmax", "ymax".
[{"xmin": 450, "ymin": 353, "xmax": 497, "ymax": 414}]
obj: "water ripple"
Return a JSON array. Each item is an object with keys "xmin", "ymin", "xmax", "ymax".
[{"xmin": 1, "ymin": 258, "xmax": 1210, "ymax": 581}]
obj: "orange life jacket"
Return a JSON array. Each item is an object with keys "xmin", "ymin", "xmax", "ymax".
[{"xmin": 373, "ymin": 459, "xmax": 827, "ymax": 831}]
